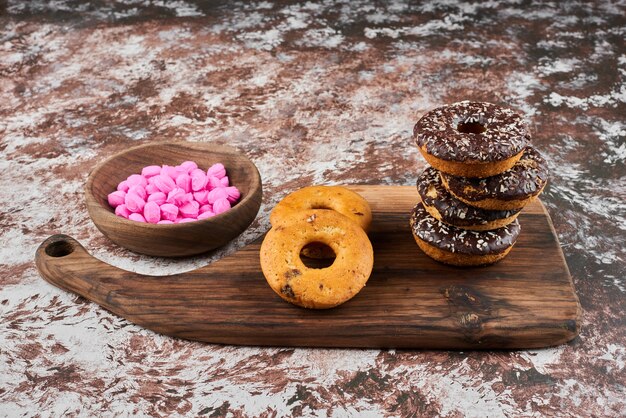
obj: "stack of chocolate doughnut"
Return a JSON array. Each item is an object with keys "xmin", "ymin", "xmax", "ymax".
[{"xmin": 410, "ymin": 101, "xmax": 549, "ymax": 266}]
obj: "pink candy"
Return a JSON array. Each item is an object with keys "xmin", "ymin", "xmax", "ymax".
[
  {"xmin": 160, "ymin": 203, "xmax": 179, "ymax": 221},
  {"xmin": 224, "ymin": 186, "xmax": 240, "ymax": 203},
  {"xmin": 161, "ymin": 165, "xmax": 179, "ymax": 180},
  {"xmin": 198, "ymin": 210, "xmax": 215, "ymax": 220},
  {"xmin": 141, "ymin": 165, "xmax": 161, "ymax": 178},
  {"xmin": 213, "ymin": 198, "xmax": 231, "ymax": 215},
  {"xmin": 115, "ymin": 204, "xmax": 130, "ymax": 218},
  {"xmin": 207, "ymin": 187, "xmax": 228, "ymax": 204},
  {"xmin": 193, "ymin": 190, "xmax": 209, "ymax": 204},
  {"xmin": 207, "ymin": 176, "xmax": 222, "ymax": 189},
  {"xmin": 180, "ymin": 201, "xmax": 199, "ymax": 218},
  {"xmin": 146, "ymin": 183, "xmax": 160, "ymax": 195},
  {"xmin": 153, "ymin": 175, "xmax": 176, "ymax": 194},
  {"xmin": 117, "ymin": 180, "xmax": 129, "ymax": 192},
  {"xmin": 108, "ymin": 190, "xmax": 126, "ymax": 207},
  {"xmin": 207, "ymin": 163, "xmax": 226, "ymax": 179},
  {"xmin": 166, "ymin": 187, "xmax": 187, "ymax": 205},
  {"xmin": 127, "ymin": 174, "xmax": 147, "ymax": 188},
  {"xmin": 125, "ymin": 192, "xmax": 145, "ymax": 213},
  {"xmin": 190, "ymin": 169, "xmax": 207, "ymax": 192},
  {"xmin": 108, "ymin": 161, "xmax": 241, "ymax": 223},
  {"xmin": 129, "ymin": 185, "xmax": 146, "ymax": 200},
  {"xmin": 129, "ymin": 213, "xmax": 146, "ymax": 223},
  {"xmin": 180, "ymin": 160, "xmax": 198, "ymax": 173},
  {"xmin": 177, "ymin": 218, "xmax": 196, "ymax": 223},
  {"xmin": 143, "ymin": 201, "xmax": 160, "ymax": 224},
  {"xmin": 175, "ymin": 173, "xmax": 192, "ymax": 193},
  {"xmin": 147, "ymin": 192, "xmax": 166, "ymax": 205}
]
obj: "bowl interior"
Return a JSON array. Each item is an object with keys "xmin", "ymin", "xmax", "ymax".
[{"xmin": 88, "ymin": 142, "xmax": 260, "ymax": 221}]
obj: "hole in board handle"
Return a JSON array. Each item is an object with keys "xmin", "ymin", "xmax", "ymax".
[{"xmin": 45, "ymin": 240, "xmax": 75, "ymax": 258}]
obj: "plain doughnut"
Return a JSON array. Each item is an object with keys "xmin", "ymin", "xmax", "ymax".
[
  {"xmin": 260, "ymin": 209, "xmax": 374, "ymax": 309},
  {"xmin": 270, "ymin": 186, "xmax": 372, "ymax": 231}
]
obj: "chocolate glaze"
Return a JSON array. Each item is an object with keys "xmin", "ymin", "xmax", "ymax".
[
  {"xmin": 441, "ymin": 147, "xmax": 549, "ymax": 202},
  {"xmin": 410, "ymin": 203, "xmax": 521, "ymax": 255},
  {"xmin": 413, "ymin": 101, "xmax": 530, "ymax": 162},
  {"xmin": 417, "ymin": 166, "xmax": 521, "ymax": 227}
]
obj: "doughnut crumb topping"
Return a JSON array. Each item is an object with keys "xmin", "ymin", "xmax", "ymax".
[
  {"xmin": 410, "ymin": 203, "xmax": 520, "ymax": 256},
  {"xmin": 413, "ymin": 101, "xmax": 529, "ymax": 163},
  {"xmin": 417, "ymin": 166, "xmax": 521, "ymax": 227},
  {"xmin": 442, "ymin": 147, "xmax": 549, "ymax": 202}
]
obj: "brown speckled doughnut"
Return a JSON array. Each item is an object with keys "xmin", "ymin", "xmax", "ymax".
[
  {"xmin": 260, "ymin": 209, "xmax": 373, "ymax": 309},
  {"xmin": 413, "ymin": 101, "xmax": 530, "ymax": 178},
  {"xmin": 270, "ymin": 185, "xmax": 372, "ymax": 231},
  {"xmin": 409, "ymin": 203, "xmax": 521, "ymax": 266},
  {"xmin": 271, "ymin": 185, "xmax": 372, "ymax": 259},
  {"xmin": 417, "ymin": 166, "xmax": 521, "ymax": 231},
  {"xmin": 440, "ymin": 147, "xmax": 549, "ymax": 211}
]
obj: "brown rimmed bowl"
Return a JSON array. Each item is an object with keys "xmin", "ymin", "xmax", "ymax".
[{"xmin": 85, "ymin": 141, "xmax": 262, "ymax": 257}]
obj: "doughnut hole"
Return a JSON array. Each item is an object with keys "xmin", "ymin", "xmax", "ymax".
[
  {"xmin": 300, "ymin": 242, "xmax": 336, "ymax": 269},
  {"xmin": 457, "ymin": 121, "xmax": 486, "ymax": 134}
]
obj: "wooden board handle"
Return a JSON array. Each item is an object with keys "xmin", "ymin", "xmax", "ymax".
[{"xmin": 35, "ymin": 234, "xmax": 150, "ymax": 315}]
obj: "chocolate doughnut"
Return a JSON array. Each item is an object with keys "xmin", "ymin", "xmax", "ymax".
[
  {"xmin": 409, "ymin": 203, "xmax": 521, "ymax": 266},
  {"xmin": 417, "ymin": 166, "xmax": 521, "ymax": 231},
  {"xmin": 413, "ymin": 101, "xmax": 530, "ymax": 178},
  {"xmin": 440, "ymin": 147, "xmax": 549, "ymax": 211}
]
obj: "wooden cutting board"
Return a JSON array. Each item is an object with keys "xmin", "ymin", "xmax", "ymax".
[{"xmin": 35, "ymin": 186, "xmax": 581, "ymax": 349}]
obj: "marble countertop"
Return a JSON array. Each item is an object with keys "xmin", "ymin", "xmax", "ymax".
[{"xmin": 1, "ymin": 1, "xmax": 624, "ymax": 416}]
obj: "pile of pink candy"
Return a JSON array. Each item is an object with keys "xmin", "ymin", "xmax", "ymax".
[{"xmin": 107, "ymin": 161, "xmax": 240, "ymax": 224}]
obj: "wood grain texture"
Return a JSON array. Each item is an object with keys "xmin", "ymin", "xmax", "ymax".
[
  {"xmin": 36, "ymin": 186, "xmax": 581, "ymax": 349},
  {"xmin": 85, "ymin": 141, "xmax": 263, "ymax": 257}
]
